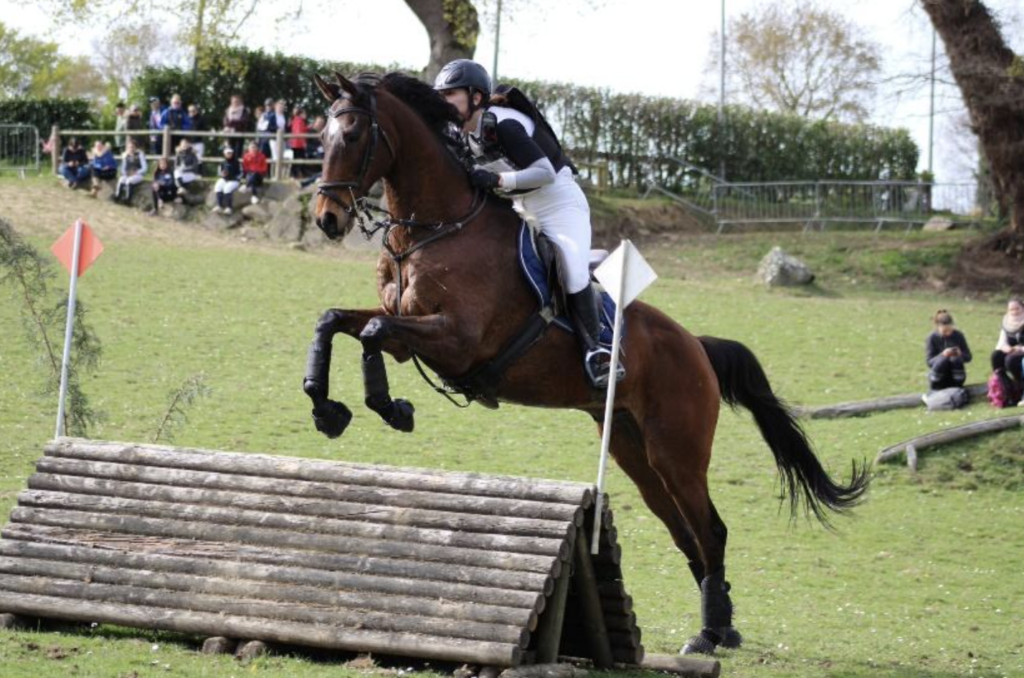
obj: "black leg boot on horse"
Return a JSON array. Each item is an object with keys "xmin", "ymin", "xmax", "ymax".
[{"xmin": 567, "ymin": 285, "xmax": 624, "ymax": 389}]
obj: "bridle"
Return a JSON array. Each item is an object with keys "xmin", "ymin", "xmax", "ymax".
[{"xmin": 316, "ymin": 87, "xmax": 396, "ymax": 222}]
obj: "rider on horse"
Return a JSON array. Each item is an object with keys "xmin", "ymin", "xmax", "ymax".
[{"xmin": 433, "ymin": 59, "xmax": 621, "ymax": 388}]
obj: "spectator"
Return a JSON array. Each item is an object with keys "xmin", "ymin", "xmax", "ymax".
[
  {"xmin": 309, "ymin": 115, "xmax": 326, "ymax": 161},
  {"xmin": 88, "ymin": 141, "xmax": 118, "ymax": 196},
  {"xmin": 113, "ymin": 101, "xmax": 128, "ymax": 152},
  {"xmin": 289, "ymin": 104, "xmax": 309, "ymax": 177},
  {"xmin": 213, "ymin": 146, "xmax": 242, "ymax": 214},
  {"xmin": 925, "ymin": 310, "xmax": 972, "ymax": 391},
  {"xmin": 115, "ymin": 139, "xmax": 148, "ymax": 204},
  {"xmin": 148, "ymin": 96, "xmax": 165, "ymax": 155},
  {"xmin": 173, "ymin": 139, "xmax": 201, "ymax": 192},
  {"xmin": 990, "ymin": 296, "xmax": 1024, "ymax": 405},
  {"xmin": 126, "ymin": 104, "xmax": 146, "ymax": 148},
  {"xmin": 59, "ymin": 137, "xmax": 90, "ymax": 188},
  {"xmin": 149, "ymin": 157, "xmax": 177, "ymax": 215},
  {"xmin": 240, "ymin": 141, "xmax": 268, "ymax": 204},
  {"xmin": 256, "ymin": 97, "xmax": 277, "ymax": 158},
  {"xmin": 300, "ymin": 115, "xmax": 326, "ymax": 188},
  {"xmin": 187, "ymin": 104, "xmax": 206, "ymax": 158},
  {"xmin": 222, "ymin": 94, "xmax": 251, "ymax": 157},
  {"xmin": 160, "ymin": 93, "xmax": 192, "ymax": 155}
]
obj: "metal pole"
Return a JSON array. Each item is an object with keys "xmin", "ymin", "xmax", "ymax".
[
  {"xmin": 55, "ymin": 219, "xmax": 83, "ymax": 439},
  {"xmin": 591, "ymin": 240, "xmax": 630, "ymax": 555},
  {"xmin": 492, "ymin": 0, "xmax": 502, "ymax": 81},
  {"xmin": 718, "ymin": 0, "xmax": 727, "ymax": 181},
  {"xmin": 928, "ymin": 28, "xmax": 936, "ymax": 175}
]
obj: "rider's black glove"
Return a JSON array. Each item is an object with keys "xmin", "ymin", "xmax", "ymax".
[{"xmin": 469, "ymin": 169, "xmax": 501, "ymax": 190}]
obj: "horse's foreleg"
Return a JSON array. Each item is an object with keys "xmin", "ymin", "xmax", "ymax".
[
  {"xmin": 358, "ymin": 314, "xmax": 473, "ymax": 433},
  {"xmin": 303, "ymin": 307, "xmax": 408, "ymax": 439}
]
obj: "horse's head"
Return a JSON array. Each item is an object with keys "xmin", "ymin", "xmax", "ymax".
[{"xmin": 313, "ymin": 72, "xmax": 396, "ymax": 240}]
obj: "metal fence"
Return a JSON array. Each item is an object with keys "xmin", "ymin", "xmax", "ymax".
[
  {"xmin": 0, "ymin": 125, "xmax": 40, "ymax": 176},
  {"xmin": 644, "ymin": 166, "xmax": 987, "ymax": 234},
  {"xmin": 711, "ymin": 181, "xmax": 983, "ymax": 234}
]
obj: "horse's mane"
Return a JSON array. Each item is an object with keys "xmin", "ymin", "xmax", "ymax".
[{"xmin": 354, "ymin": 72, "xmax": 462, "ymax": 142}]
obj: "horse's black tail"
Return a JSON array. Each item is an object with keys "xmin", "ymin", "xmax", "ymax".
[{"xmin": 699, "ymin": 335, "xmax": 869, "ymax": 526}]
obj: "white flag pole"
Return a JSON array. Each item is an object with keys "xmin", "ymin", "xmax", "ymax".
[
  {"xmin": 591, "ymin": 239, "xmax": 630, "ymax": 554},
  {"xmin": 55, "ymin": 219, "xmax": 83, "ymax": 439}
]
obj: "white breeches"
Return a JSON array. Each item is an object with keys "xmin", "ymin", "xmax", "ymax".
[
  {"xmin": 215, "ymin": 178, "xmax": 240, "ymax": 194},
  {"xmin": 175, "ymin": 170, "xmax": 198, "ymax": 184},
  {"xmin": 117, "ymin": 174, "xmax": 144, "ymax": 188},
  {"xmin": 511, "ymin": 166, "xmax": 592, "ymax": 294}
]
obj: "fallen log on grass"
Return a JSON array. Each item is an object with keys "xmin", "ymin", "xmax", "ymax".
[
  {"xmin": 796, "ymin": 384, "xmax": 988, "ymax": 419},
  {"xmin": 876, "ymin": 413, "xmax": 1024, "ymax": 468}
]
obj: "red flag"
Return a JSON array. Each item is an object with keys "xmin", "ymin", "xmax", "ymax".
[{"xmin": 51, "ymin": 221, "xmax": 104, "ymax": 277}]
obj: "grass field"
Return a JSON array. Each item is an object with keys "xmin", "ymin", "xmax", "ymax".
[{"xmin": 1, "ymin": 178, "xmax": 1022, "ymax": 678}]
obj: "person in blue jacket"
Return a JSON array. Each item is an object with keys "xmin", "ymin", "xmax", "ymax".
[{"xmin": 88, "ymin": 141, "xmax": 118, "ymax": 196}]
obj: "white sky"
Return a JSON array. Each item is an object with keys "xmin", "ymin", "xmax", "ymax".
[{"xmin": 4, "ymin": 0, "xmax": 1022, "ymax": 183}]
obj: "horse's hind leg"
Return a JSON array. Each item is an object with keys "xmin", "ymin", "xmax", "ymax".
[
  {"xmin": 601, "ymin": 407, "xmax": 741, "ymax": 655},
  {"xmin": 597, "ymin": 411, "xmax": 707, "ymax": 586},
  {"xmin": 641, "ymin": 410, "xmax": 739, "ymax": 655}
]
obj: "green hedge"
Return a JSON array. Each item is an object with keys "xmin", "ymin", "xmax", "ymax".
[
  {"xmin": 503, "ymin": 78, "xmax": 920, "ymax": 189},
  {"xmin": 0, "ymin": 98, "xmax": 94, "ymax": 135},
  {"xmin": 125, "ymin": 47, "xmax": 921, "ymax": 189}
]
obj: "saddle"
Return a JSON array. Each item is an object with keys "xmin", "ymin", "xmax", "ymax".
[{"xmin": 442, "ymin": 221, "xmax": 621, "ymax": 408}]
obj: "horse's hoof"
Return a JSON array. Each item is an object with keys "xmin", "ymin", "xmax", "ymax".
[
  {"xmin": 312, "ymin": 399, "xmax": 353, "ymax": 439},
  {"xmin": 718, "ymin": 627, "xmax": 743, "ymax": 649},
  {"xmin": 680, "ymin": 629, "xmax": 719, "ymax": 656},
  {"xmin": 385, "ymin": 399, "xmax": 415, "ymax": 433}
]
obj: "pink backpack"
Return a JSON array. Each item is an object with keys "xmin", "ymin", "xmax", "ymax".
[{"xmin": 988, "ymin": 371, "xmax": 1021, "ymax": 408}]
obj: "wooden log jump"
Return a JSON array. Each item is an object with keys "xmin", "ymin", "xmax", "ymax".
[
  {"xmin": 796, "ymin": 383, "xmax": 988, "ymax": 419},
  {"xmin": 876, "ymin": 413, "xmax": 1024, "ymax": 470},
  {"xmin": 0, "ymin": 438, "xmax": 674, "ymax": 671}
]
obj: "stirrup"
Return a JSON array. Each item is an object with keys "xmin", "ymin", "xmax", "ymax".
[{"xmin": 584, "ymin": 346, "xmax": 625, "ymax": 389}]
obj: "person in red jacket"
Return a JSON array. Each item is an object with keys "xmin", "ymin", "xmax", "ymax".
[
  {"xmin": 240, "ymin": 141, "xmax": 269, "ymax": 204},
  {"xmin": 288, "ymin": 105, "xmax": 309, "ymax": 177}
]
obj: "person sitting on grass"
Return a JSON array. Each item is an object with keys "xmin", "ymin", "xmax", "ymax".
[
  {"xmin": 990, "ymin": 296, "xmax": 1024, "ymax": 406},
  {"xmin": 150, "ymin": 157, "xmax": 177, "ymax": 215},
  {"xmin": 213, "ymin": 146, "xmax": 242, "ymax": 215},
  {"xmin": 925, "ymin": 309, "xmax": 972, "ymax": 391},
  {"xmin": 115, "ymin": 139, "xmax": 147, "ymax": 204},
  {"xmin": 88, "ymin": 141, "xmax": 118, "ymax": 196},
  {"xmin": 59, "ymin": 137, "xmax": 90, "ymax": 188},
  {"xmin": 240, "ymin": 141, "xmax": 268, "ymax": 204},
  {"xmin": 174, "ymin": 139, "xmax": 201, "ymax": 192}
]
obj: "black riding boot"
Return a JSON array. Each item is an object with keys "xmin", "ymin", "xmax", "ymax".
[{"xmin": 567, "ymin": 286, "xmax": 624, "ymax": 389}]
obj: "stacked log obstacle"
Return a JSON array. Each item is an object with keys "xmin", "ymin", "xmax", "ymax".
[
  {"xmin": 0, "ymin": 438, "xmax": 717, "ymax": 676},
  {"xmin": 876, "ymin": 413, "xmax": 1024, "ymax": 471},
  {"xmin": 795, "ymin": 383, "xmax": 988, "ymax": 419}
]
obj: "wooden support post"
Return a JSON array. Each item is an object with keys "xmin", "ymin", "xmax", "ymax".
[
  {"xmin": 275, "ymin": 128, "xmax": 286, "ymax": 181},
  {"xmin": 535, "ymin": 534, "xmax": 574, "ymax": 663},
  {"xmin": 162, "ymin": 127, "xmax": 172, "ymax": 161},
  {"xmin": 50, "ymin": 126, "xmax": 61, "ymax": 175},
  {"xmin": 572, "ymin": 531, "xmax": 614, "ymax": 670}
]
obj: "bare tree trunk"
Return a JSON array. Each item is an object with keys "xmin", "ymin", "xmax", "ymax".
[
  {"xmin": 404, "ymin": 0, "xmax": 480, "ymax": 82},
  {"xmin": 921, "ymin": 0, "xmax": 1024, "ymax": 233}
]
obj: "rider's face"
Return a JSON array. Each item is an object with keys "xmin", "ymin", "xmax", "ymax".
[{"xmin": 442, "ymin": 88, "xmax": 471, "ymax": 121}]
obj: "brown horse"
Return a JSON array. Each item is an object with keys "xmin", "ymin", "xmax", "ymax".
[{"xmin": 303, "ymin": 72, "xmax": 868, "ymax": 655}]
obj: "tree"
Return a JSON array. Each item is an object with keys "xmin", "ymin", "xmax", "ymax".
[
  {"xmin": 921, "ymin": 0, "xmax": 1024, "ymax": 235},
  {"xmin": 706, "ymin": 2, "xmax": 882, "ymax": 122},
  {"xmin": 93, "ymin": 22, "xmax": 184, "ymax": 96},
  {"xmin": 0, "ymin": 21, "xmax": 104, "ymax": 99},
  {"xmin": 404, "ymin": 0, "xmax": 481, "ymax": 82},
  {"xmin": 45, "ymin": 0, "xmax": 278, "ymax": 71}
]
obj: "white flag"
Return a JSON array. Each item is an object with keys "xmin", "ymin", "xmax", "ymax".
[{"xmin": 593, "ymin": 240, "xmax": 658, "ymax": 307}]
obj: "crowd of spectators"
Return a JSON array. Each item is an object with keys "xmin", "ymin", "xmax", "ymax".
[{"xmin": 57, "ymin": 92, "xmax": 326, "ymax": 214}]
